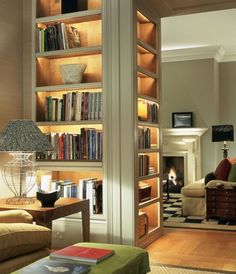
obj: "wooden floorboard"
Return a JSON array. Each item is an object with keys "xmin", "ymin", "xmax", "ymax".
[{"xmin": 147, "ymin": 228, "xmax": 236, "ymax": 272}]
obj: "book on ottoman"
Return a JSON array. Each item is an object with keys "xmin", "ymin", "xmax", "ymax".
[
  {"xmin": 50, "ymin": 245, "xmax": 114, "ymax": 264},
  {"xmin": 18, "ymin": 258, "xmax": 90, "ymax": 274}
]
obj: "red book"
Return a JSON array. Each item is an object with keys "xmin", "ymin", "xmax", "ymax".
[{"xmin": 50, "ymin": 245, "xmax": 114, "ymax": 264}]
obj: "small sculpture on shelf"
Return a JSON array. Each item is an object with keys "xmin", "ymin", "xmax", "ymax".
[{"xmin": 60, "ymin": 63, "xmax": 87, "ymax": 84}]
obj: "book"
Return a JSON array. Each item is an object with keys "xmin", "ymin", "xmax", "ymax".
[
  {"xmin": 50, "ymin": 245, "xmax": 114, "ymax": 264},
  {"xmin": 18, "ymin": 258, "xmax": 90, "ymax": 274}
]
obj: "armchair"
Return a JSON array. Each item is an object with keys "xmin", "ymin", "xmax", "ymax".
[{"xmin": 0, "ymin": 209, "xmax": 51, "ymax": 274}]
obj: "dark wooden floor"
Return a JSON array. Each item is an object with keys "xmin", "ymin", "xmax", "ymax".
[{"xmin": 147, "ymin": 228, "xmax": 236, "ymax": 272}]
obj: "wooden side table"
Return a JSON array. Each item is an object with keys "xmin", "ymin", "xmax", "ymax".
[
  {"xmin": 206, "ymin": 187, "xmax": 236, "ymax": 221},
  {"xmin": 0, "ymin": 197, "xmax": 90, "ymax": 242}
]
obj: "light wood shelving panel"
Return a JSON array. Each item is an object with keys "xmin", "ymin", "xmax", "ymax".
[
  {"xmin": 33, "ymin": 0, "xmax": 104, "ymax": 221},
  {"xmin": 136, "ymin": 10, "xmax": 162, "ymax": 247}
]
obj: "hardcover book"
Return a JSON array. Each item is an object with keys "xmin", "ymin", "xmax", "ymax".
[
  {"xmin": 18, "ymin": 258, "xmax": 90, "ymax": 274},
  {"xmin": 50, "ymin": 245, "xmax": 114, "ymax": 264}
]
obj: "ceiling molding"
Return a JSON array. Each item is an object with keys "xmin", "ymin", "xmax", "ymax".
[
  {"xmin": 161, "ymin": 46, "xmax": 236, "ymax": 63},
  {"xmin": 161, "ymin": 46, "xmax": 225, "ymax": 63},
  {"xmin": 220, "ymin": 48, "xmax": 236, "ymax": 62},
  {"xmin": 155, "ymin": 0, "xmax": 236, "ymax": 17}
]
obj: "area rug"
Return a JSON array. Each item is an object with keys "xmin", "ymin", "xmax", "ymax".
[
  {"xmin": 163, "ymin": 195, "xmax": 236, "ymax": 231},
  {"xmin": 150, "ymin": 264, "xmax": 233, "ymax": 274}
]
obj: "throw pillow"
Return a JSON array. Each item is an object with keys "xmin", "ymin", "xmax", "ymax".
[
  {"xmin": 204, "ymin": 172, "xmax": 215, "ymax": 185},
  {"xmin": 214, "ymin": 158, "xmax": 231, "ymax": 181},
  {"xmin": 228, "ymin": 163, "xmax": 236, "ymax": 182}
]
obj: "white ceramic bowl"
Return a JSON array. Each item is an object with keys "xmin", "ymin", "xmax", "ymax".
[{"xmin": 60, "ymin": 63, "xmax": 87, "ymax": 84}]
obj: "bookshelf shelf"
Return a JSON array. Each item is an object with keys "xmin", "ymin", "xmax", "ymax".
[
  {"xmin": 36, "ymin": 46, "xmax": 102, "ymax": 59},
  {"xmin": 36, "ymin": 82, "xmax": 102, "ymax": 92},
  {"xmin": 137, "ymin": 66, "xmax": 158, "ymax": 79},
  {"xmin": 36, "ymin": 9, "xmax": 102, "ymax": 24},
  {"xmin": 137, "ymin": 40, "xmax": 157, "ymax": 55},
  {"xmin": 138, "ymin": 121, "xmax": 159, "ymax": 128},
  {"xmin": 138, "ymin": 173, "xmax": 160, "ymax": 181},
  {"xmin": 36, "ymin": 160, "xmax": 103, "ymax": 169},
  {"xmin": 37, "ymin": 120, "xmax": 102, "ymax": 126},
  {"xmin": 139, "ymin": 197, "xmax": 159, "ymax": 209},
  {"xmin": 138, "ymin": 94, "xmax": 159, "ymax": 104},
  {"xmin": 138, "ymin": 148, "xmax": 159, "ymax": 154}
]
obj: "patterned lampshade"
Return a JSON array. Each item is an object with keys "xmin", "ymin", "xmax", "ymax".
[{"xmin": 0, "ymin": 119, "xmax": 53, "ymax": 152}]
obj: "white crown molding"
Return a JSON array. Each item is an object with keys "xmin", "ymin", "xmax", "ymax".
[
  {"xmin": 161, "ymin": 46, "xmax": 236, "ymax": 63},
  {"xmin": 220, "ymin": 48, "xmax": 236, "ymax": 62},
  {"xmin": 161, "ymin": 46, "xmax": 225, "ymax": 63}
]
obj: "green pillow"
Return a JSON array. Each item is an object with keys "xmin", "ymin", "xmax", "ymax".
[{"xmin": 228, "ymin": 163, "xmax": 236, "ymax": 182}]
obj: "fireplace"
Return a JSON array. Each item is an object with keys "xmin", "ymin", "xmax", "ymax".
[
  {"xmin": 162, "ymin": 128, "xmax": 208, "ymax": 187},
  {"xmin": 163, "ymin": 155, "xmax": 185, "ymax": 193}
]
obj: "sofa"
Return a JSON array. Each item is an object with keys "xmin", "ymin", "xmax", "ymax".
[
  {"xmin": 0, "ymin": 209, "xmax": 51, "ymax": 274},
  {"xmin": 181, "ymin": 157, "xmax": 236, "ymax": 218},
  {"xmin": 181, "ymin": 178, "xmax": 206, "ymax": 217}
]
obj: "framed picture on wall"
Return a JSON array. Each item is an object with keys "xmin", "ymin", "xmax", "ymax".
[{"xmin": 172, "ymin": 112, "xmax": 193, "ymax": 128}]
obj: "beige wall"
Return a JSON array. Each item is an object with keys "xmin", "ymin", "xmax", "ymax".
[
  {"xmin": 219, "ymin": 61, "xmax": 236, "ymax": 159},
  {"xmin": 0, "ymin": 0, "xmax": 23, "ymax": 129},
  {"xmin": 0, "ymin": 0, "xmax": 23, "ymax": 197},
  {"xmin": 162, "ymin": 59, "xmax": 220, "ymax": 177}
]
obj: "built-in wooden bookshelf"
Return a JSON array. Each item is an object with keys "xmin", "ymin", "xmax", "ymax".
[
  {"xmin": 136, "ymin": 10, "xmax": 162, "ymax": 247},
  {"xmin": 27, "ymin": 0, "xmax": 162, "ymax": 247},
  {"xmin": 33, "ymin": 0, "xmax": 105, "ymax": 225}
]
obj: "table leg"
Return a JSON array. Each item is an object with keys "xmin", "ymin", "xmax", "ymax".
[{"xmin": 81, "ymin": 200, "xmax": 90, "ymax": 242}]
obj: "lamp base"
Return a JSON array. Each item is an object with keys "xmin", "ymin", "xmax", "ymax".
[{"xmin": 6, "ymin": 196, "xmax": 35, "ymax": 205}]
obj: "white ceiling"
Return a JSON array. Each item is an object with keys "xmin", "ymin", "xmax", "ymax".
[{"xmin": 161, "ymin": 8, "xmax": 236, "ymax": 55}]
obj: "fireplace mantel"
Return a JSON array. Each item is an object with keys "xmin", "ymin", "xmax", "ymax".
[
  {"xmin": 163, "ymin": 128, "xmax": 208, "ymax": 184},
  {"xmin": 163, "ymin": 128, "xmax": 208, "ymax": 137}
]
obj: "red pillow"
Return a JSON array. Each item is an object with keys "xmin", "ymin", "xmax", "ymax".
[{"xmin": 214, "ymin": 158, "xmax": 232, "ymax": 181}]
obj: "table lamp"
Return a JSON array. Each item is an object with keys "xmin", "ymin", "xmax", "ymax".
[
  {"xmin": 0, "ymin": 119, "xmax": 53, "ymax": 205},
  {"xmin": 212, "ymin": 125, "xmax": 234, "ymax": 158}
]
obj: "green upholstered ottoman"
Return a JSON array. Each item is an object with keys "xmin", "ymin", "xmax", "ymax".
[{"xmin": 14, "ymin": 242, "xmax": 150, "ymax": 274}]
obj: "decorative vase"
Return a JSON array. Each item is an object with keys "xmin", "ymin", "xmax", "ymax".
[
  {"xmin": 36, "ymin": 190, "xmax": 60, "ymax": 207},
  {"xmin": 60, "ymin": 63, "xmax": 87, "ymax": 84}
]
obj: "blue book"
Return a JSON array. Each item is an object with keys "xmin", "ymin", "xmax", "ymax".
[{"xmin": 18, "ymin": 258, "xmax": 90, "ymax": 274}]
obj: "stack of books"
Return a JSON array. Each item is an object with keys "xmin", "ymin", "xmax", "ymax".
[
  {"xmin": 50, "ymin": 245, "xmax": 114, "ymax": 264},
  {"xmin": 19, "ymin": 245, "xmax": 114, "ymax": 273}
]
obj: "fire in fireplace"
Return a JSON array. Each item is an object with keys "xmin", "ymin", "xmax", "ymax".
[{"xmin": 163, "ymin": 156, "xmax": 185, "ymax": 193}]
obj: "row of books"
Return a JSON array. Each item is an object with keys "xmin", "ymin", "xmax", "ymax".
[
  {"xmin": 36, "ymin": 128, "xmax": 103, "ymax": 160},
  {"xmin": 40, "ymin": 178, "xmax": 103, "ymax": 215},
  {"xmin": 138, "ymin": 101, "xmax": 158, "ymax": 124},
  {"xmin": 138, "ymin": 127, "xmax": 151, "ymax": 149},
  {"xmin": 59, "ymin": 179, "xmax": 103, "ymax": 215},
  {"xmin": 138, "ymin": 154, "xmax": 149, "ymax": 177},
  {"xmin": 36, "ymin": 23, "xmax": 80, "ymax": 53},
  {"xmin": 44, "ymin": 92, "xmax": 102, "ymax": 122}
]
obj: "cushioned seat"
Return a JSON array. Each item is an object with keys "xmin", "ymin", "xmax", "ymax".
[
  {"xmin": 17, "ymin": 242, "xmax": 150, "ymax": 274},
  {"xmin": 0, "ymin": 210, "xmax": 51, "ymax": 274},
  {"xmin": 181, "ymin": 182, "xmax": 205, "ymax": 197},
  {"xmin": 0, "ymin": 223, "xmax": 51, "ymax": 263},
  {"xmin": 181, "ymin": 179, "xmax": 206, "ymax": 217}
]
